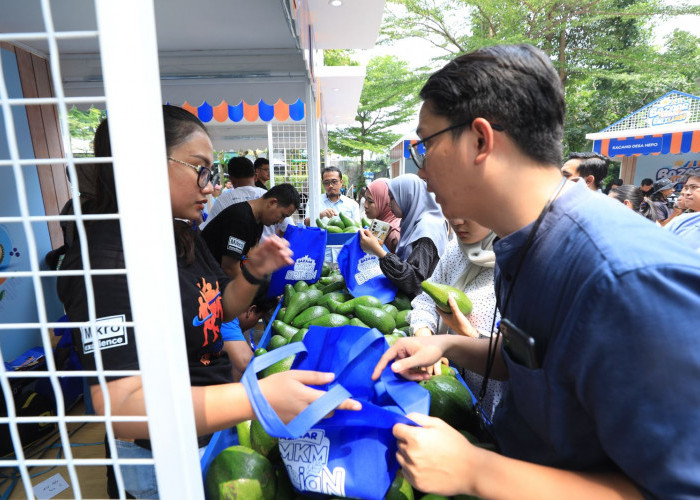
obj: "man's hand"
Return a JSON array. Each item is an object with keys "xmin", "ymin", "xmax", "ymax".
[
  {"xmin": 371, "ymin": 335, "xmax": 446, "ymax": 381},
  {"xmin": 412, "ymin": 327, "xmax": 443, "ymax": 375},
  {"xmin": 437, "ymin": 296, "xmax": 479, "ymax": 338},
  {"xmin": 394, "ymin": 413, "xmax": 480, "ymax": 496},
  {"xmin": 258, "ymin": 371, "xmax": 361, "ymax": 423},
  {"xmin": 319, "ymin": 208, "xmax": 337, "ymax": 219},
  {"xmin": 359, "ymin": 229, "xmax": 386, "ymax": 258},
  {"xmin": 246, "ymin": 235, "xmax": 293, "ymax": 277}
]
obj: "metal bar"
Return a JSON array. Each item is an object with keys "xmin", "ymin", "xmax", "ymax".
[
  {"xmin": 0, "ymin": 31, "xmax": 99, "ymax": 41},
  {"xmin": 306, "ymin": 84, "xmax": 321, "ymax": 226},
  {"xmin": 0, "ymin": 458, "xmax": 155, "ymax": 467},
  {"xmin": 0, "ymin": 96, "xmax": 106, "ymax": 106},
  {"xmin": 95, "ymin": 1, "xmax": 205, "ymax": 498},
  {"xmin": 0, "ymin": 269, "xmax": 127, "ymax": 279},
  {"xmin": 0, "ymin": 214, "xmax": 120, "ymax": 223},
  {"xmin": 0, "ymin": 415, "xmax": 149, "ymax": 424},
  {"xmin": 0, "ymin": 24, "xmax": 56, "ymax": 500},
  {"xmin": 0, "ymin": 157, "xmax": 113, "ymax": 166},
  {"xmin": 0, "ymin": 321, "xmax": 135, "ymax": 329},
  {"xmin": 1, "ymin": 371, "xmax": 141, "ymax": 378}
]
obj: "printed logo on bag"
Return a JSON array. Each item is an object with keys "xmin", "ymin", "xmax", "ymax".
[
  {"xmin": 80, "ymin": 314, "xmax": 128, "ymax": 354},
  {"xmin": 226, "ymin": 236, "xmax": 245, "ymax": 253},
  {"xmin": 285, "ymin": 255, "xmax": 317, "ymax": 281},
  {"xmin": 280, "ymin": 429, "xmax": 346, "ymax": 497},
  {"xmin": 355, "ymin": 254, "xmax": 383, "ymax": 285}
]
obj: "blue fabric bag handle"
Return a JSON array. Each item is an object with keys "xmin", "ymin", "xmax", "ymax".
[
  {"xmin": 253, "ymin": 300, "xmax": 283, "ymax": 351},
  {"xmin": 292, "ymin": 326, "xmax": 428, "ymax": 426},
  {"xmin": 241, "ymin": 341, "xmax": 352, "ymax": 439}
]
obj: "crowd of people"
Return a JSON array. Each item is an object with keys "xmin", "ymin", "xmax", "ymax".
[{"xmin": 51, "ymin": 43, "xmax": 700, "ymax": 499}]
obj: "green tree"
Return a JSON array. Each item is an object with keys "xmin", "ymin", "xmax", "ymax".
[
  {"xmin": 328, "ymin": 56, "xmax": 422, "ymax": 172},
  {"xmin": 68, "ymin": 107, "xmax": 105, "ymax": 141},
  {"xmin": 323, "ymin": 49, "xmax": 360, "ymax": 66},
  {"xmin": 382, "ymin": 0, "xmax": 700, "ymax": 153}
]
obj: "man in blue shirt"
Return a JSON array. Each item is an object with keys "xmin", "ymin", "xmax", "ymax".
[
  {"xmin": 372, "ymin": 44, "xmax": 700, "ymax": 499},
  {"xmin": 666, "ymin": 168, "xmax": 700, "ymax": 252},
  {"xmin": 304, "ymin": 166, "xmax": 360, "ymax": 224}
]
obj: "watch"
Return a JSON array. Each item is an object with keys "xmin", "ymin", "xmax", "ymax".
[{"xmin": 240, "ymin": 264, "xmax": 268, "ymax": 285}]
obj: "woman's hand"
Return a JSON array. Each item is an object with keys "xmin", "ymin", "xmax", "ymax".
[
  {"xmin": 394, "ymin": 413, "xmax": 480, "ymax": 496},
  {"xmin": 371, "ymin": 335, "xmax": 447, "ymax": 381},
  {"xmin": 359, "ymin": 229, "xmax": 387, "ymax": 258},
  {"xmin": 437, "ymin": 296, "xmax": 479, "ymax": 338},
  {"xmin": 258, "ymin": 370, "xmax": 361, "ymax": 424},
  {"xmin": 412, "ymin": 327, "xmax": 444, "ymax": 375},
  {"xmin": 246, "ymin": 235, "xmax": 294, "ymax": 277}
]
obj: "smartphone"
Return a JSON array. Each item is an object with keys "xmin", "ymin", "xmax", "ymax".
[
  {"xmin": 499, "ymin": 319, "xmax": 539, "ymax": 369},
  {"xmin": 369, "ymin": 219, "xmax": 391, "ymax": 246}
]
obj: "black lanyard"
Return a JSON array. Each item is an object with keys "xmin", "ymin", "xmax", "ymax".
[{"xmin": 475, "ymin": 176, "xmax": 567, "ymax": 431}]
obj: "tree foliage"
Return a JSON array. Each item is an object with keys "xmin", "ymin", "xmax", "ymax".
[
  {"xmin": 382, "ymin": 0, "xmax": 700, "ymax": 154},
  {"xmin": 324, "ymin": 49, "xmax": 360, "ymax": 66},
  {"xmin": 328, "ymin": 55, "xmax": 423, "ymax": 170},
  {"xmin": 68, "ymin": 107, "xmax": 105, "ymax": 141}
]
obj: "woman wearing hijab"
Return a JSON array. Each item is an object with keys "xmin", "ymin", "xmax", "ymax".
[
  {"xmin": 364, "ymin": 179, "xmax": 401, "ymax": 253},
  {"xmin": 409, "ymin": 217, "xmax": 504, "ymax": 417},
  {"xmin": 359, "ymin": 174, "xmax": 448, "ymax": 298}
]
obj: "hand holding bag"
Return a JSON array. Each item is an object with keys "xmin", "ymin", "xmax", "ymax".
[
  {"xmin": 337, "ymin": 233, "xmax": 397, "ymax": 303},
  {"xmin": 268, "ymin": 225, "xmax": 327, "ymax": 297},
  {"xmin": 241, "ymin": 325, "xmax": 430, "ymax": 500}
]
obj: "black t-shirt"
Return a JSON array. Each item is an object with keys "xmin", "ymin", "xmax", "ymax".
[
  {"xmin": 255, "ymin": 180, "xmax": 268, "ymax": 190},
  {"xmin": 200, "ymin": 201, "xmax": 263, "ymax": 264},
  {"xmin": 57, "ymin": 220, "xmax": 233, "ymax": 386}
]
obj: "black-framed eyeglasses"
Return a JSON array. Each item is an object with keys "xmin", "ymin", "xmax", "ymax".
[
  {"xmin": 409, "ymin": 121, "xmax": 505, "ymax": 169},
  {"xmin": 323, "ymin": 179, "xmax": 341, "ymax": 187},
  {"xmin": 168, "ymin": 156, "xmax": 214, "ymax": 188}
]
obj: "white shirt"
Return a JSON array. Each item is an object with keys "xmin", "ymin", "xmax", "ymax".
[{"xmin": 320, "ymin": 194, "xmax": 360, "ymax": 222}]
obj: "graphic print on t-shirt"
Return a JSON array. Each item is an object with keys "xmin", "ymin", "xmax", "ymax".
[{"xmin": 193, "ymin": 277, "xmax": 224, "ymax": 365}]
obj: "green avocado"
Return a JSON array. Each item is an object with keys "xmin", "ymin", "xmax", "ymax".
[{"xmin": 420, "ymin": 281, "xmax": 472, "ymax": 316}]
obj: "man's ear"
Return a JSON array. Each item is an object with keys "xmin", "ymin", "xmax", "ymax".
[
  {"xmin": 584, "ymin": 175, "xmax": 595, "ymax": 187},
  {"xmin": 623, "ymin": 199, "xmax": 633, "ymax": 209},
  {"xmin": 470, "ymin": 118, "xmax": 495, "ymax": 165}
]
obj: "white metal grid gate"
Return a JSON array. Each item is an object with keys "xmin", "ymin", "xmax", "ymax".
[{"xmin": 0, "ymin": 1, "xmax": 204, "ymax": 498}]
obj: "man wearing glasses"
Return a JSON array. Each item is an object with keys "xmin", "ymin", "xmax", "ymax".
[
  {"xmin": 374, "ymin": 44, "xmax": 700, "ymax": 499},
  {"xmin": 666, "ymin": 168, "xmax": 700, "ymax": 252},
  {"xmin": 305, "ymin": 166, "xmax": 360, "ymax": 225},
  {"xmin": 254, "ymin": 157, "xmax": 271, "ymax": 190}
]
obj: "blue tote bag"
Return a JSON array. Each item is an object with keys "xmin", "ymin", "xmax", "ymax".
[
  {"xmin": 241, "ymin": 325, "xmax": 430, "ymax": 500},
  {"xmin": 337, "ymin": 233, "xmax": 397, "ymax": 303},
  {"xmin": 268, "ymin": 225, "xmax": 327, "ymax": 297}
]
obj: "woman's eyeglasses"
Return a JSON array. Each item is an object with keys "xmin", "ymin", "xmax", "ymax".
[
  {"xmin": 409, "ymin": 121, "xmax": 505, "ymax": 169},
  {"xmin": 168, "ymin": 157, "xmax": 213, "ymax": 188}
]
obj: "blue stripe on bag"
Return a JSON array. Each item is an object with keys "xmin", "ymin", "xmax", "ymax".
[
  {"xmin": 241, "ymin": 341, "xmax": 352, "ymax": 439},
  {"xmin": 254, "ymin": 300, "xmax": 283, "ymax": 350}
]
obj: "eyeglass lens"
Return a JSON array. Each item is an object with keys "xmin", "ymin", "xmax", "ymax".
[
  {"xmin": 323, "ymin": 179, "xmax": 340, "ymax": 186},
  {"xmin": 198, "ymin": 167, "xmax": 212, "ymax": 188}
]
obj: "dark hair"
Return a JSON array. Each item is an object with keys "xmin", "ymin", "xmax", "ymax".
[
  {"xmin": 322, "ymin": 166, "xmax": 343, "ymax": 180},
  {"xmin": 227, "ymin": 156, "xmax": 255, "ymax": 179},
  {"xmin": 419, "ymin": 44, "xmax": 565, "ymax": 166},
  {"xmin": 91, "ymin": 105, "xmax": 209, "ymax": 265},
  {"xmin": 251, "ymin": 285, "xmax": 278, "ymax": 315},
  {"xmin": 610, "ymin": 185, "xmax": 657, "ymax": 221},
  {"xmin": 640, "ymin": 178, "xmax": 654, "ymax": 187},
  {"xmin": 254, "ymin": 157, "xmax": 270, "ymax": 169},
  {"xmin": 680, "ymin": 168, "xmax": 700, "ymax": 185},
  {"xmin": 611, "ymin": 178, "xmax": 623, "ymax": 187},
  {"xmin": 567, "ymin": 152, "xmax": 610, "ymax": 190},
  {"xmin": 263, "ymin": 183, "xmax": 300, "ymax": 210}
]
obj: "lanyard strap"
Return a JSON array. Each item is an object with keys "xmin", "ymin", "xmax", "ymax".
[{"xmin": 477, "ymin": 176, "xmax": 567, "ymax": 405}]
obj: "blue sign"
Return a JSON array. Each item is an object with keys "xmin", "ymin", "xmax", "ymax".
[{"xmin": 608, "ymin": 136, "xmax": 663, "ymax": 156}]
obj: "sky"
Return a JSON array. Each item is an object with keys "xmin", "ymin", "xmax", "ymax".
[{"xmin": 353, "ymin": 6, "xmax": 700, "ymax": 138}]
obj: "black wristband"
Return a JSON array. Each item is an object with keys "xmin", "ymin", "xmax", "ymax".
[{"xmin": 241, "ymin": 264, "xmax": 267, "ymax": 285}]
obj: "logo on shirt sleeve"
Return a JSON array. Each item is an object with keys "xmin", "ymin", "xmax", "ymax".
[
  {"xmin": 227, "ymin": 236, "xmax": 246, "ymax": 254},
  {"xmin": 80, "ymin": 314, "xmax": 129, "ymax": 354}
]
